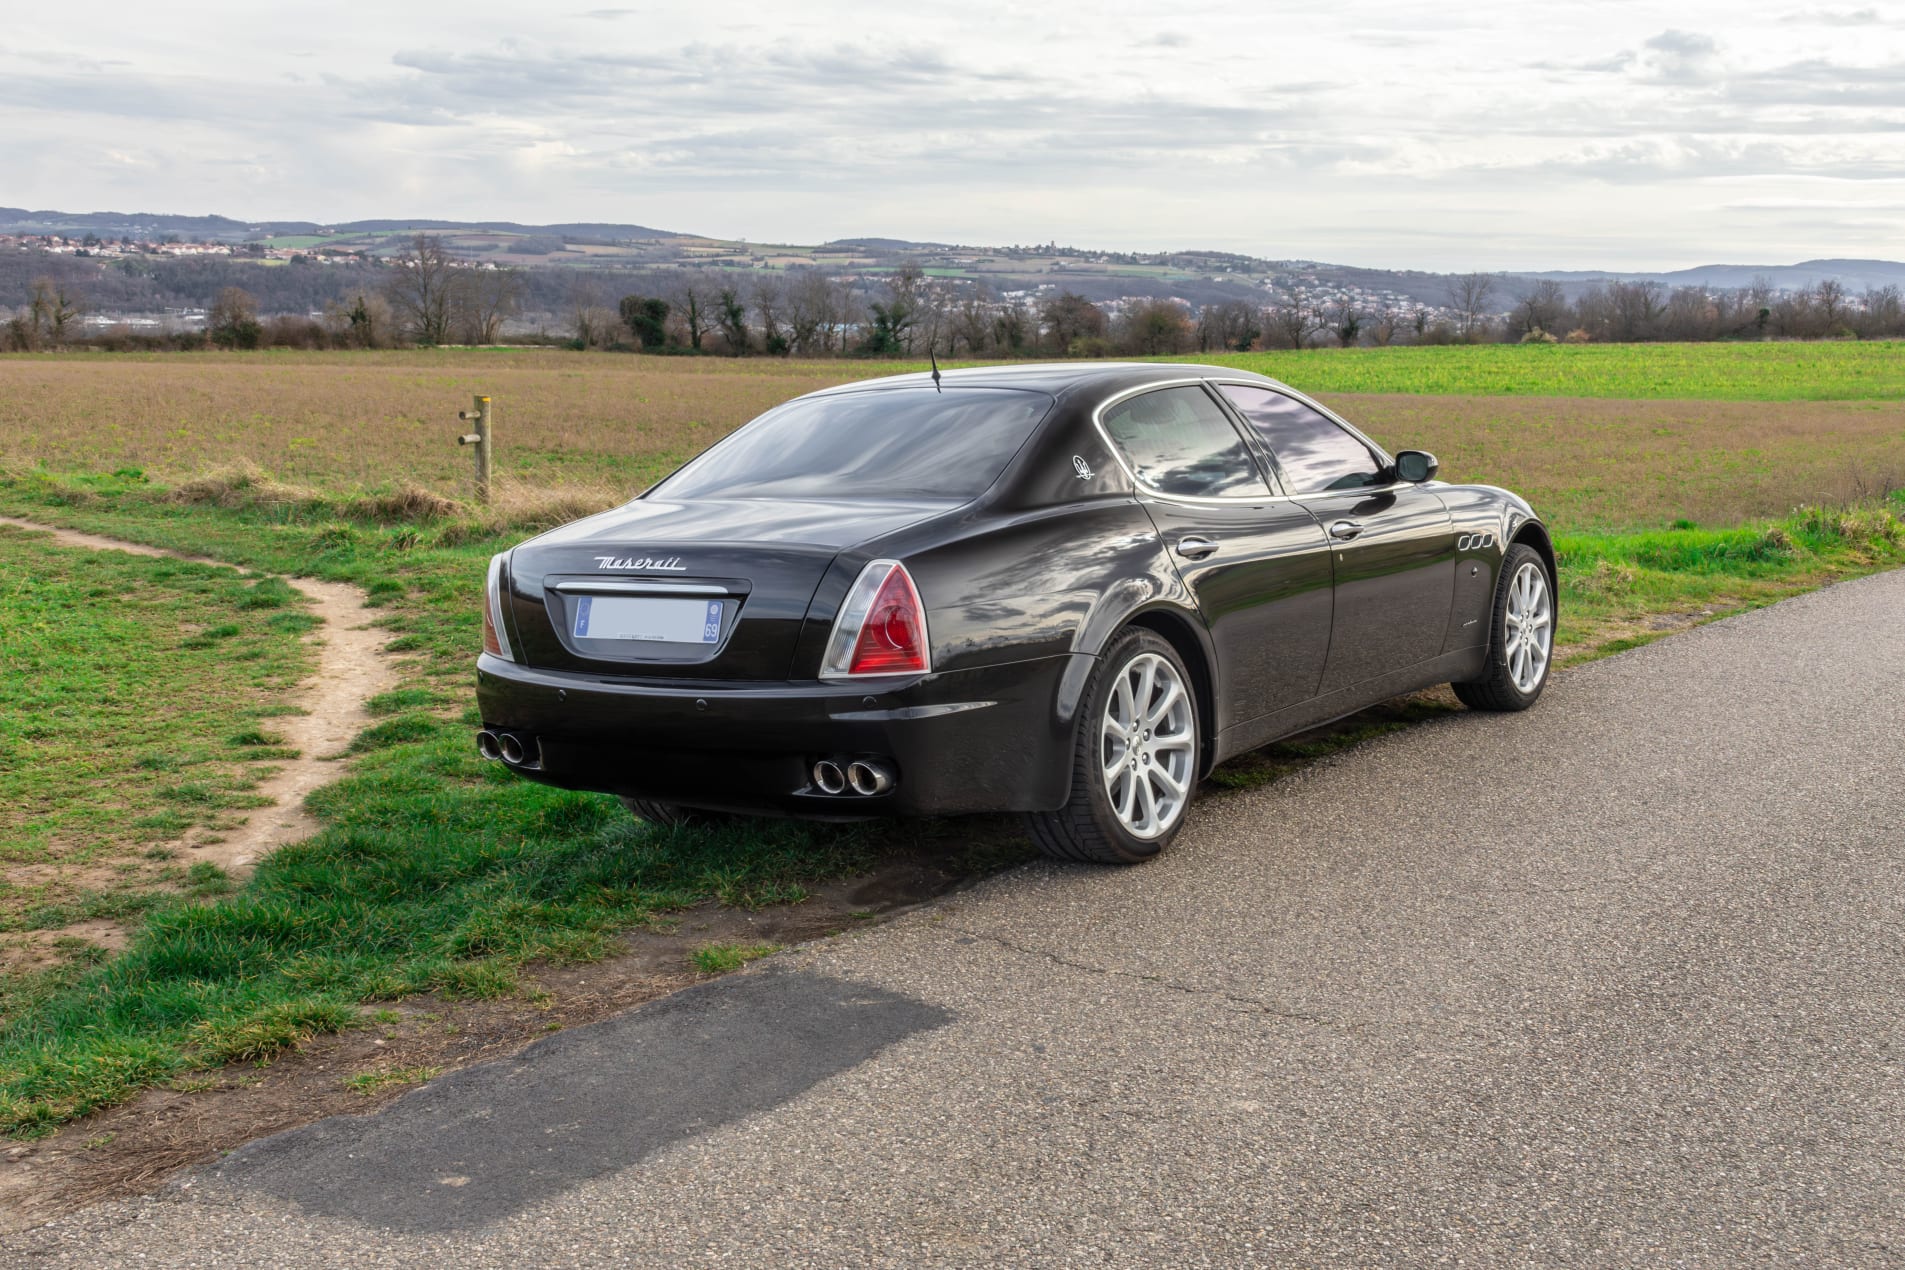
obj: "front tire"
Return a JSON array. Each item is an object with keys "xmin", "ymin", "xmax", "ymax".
[
  {"xmin": 1027, "ymin": 628, "xmax": 1201, "ymax": 865},
  {"xmin": 1453, "ymin": 543, "xmax": 1555, "ymax": 712}
]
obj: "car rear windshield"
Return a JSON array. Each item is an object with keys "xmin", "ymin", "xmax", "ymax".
[{"xmin": 650, "ymin": 388, "xmax": 1054, "ymax": 502}]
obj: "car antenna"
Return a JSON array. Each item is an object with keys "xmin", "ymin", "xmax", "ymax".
[{"xmin": 929, "ymin": 347, "xmax": 942, "ymax": 393}]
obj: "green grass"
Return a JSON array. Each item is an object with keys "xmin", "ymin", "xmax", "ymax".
[
  {"xmin": 0, "ymin": 529, "xmax": 316, "ymax": 891},
  {"xmin": 344, "ymin": 1064, "xmax": 442, "ymax": 1095},
  {"xmin": 0, "ymin": 466, "xmax": 949, "ymax": 1136},
  {"xmin": 690, "ymin": 942, "xmax": 778, "ymax": 974},
  {"xmin": 1197, "ymin": 340, "xmax": 1905, "ymax": 400},
  {"xmin": 0, "ymin": 464, "xmax": 1901, "ymax": 1140},
  {"xmin": 1551, "ymin": 500, "xmax": 1905, "ymax": 655}
]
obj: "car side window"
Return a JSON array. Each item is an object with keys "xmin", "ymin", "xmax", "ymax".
[
  {"xmin": 1217, "ymin": 384, "xmax": 1384, "ymax": 494},
  {"xmin": 1100, "ymin": 386, "xmax": 1269, "ymax": 498}
]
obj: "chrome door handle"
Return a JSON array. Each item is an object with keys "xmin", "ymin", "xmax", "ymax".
[
  {"xmin": 1329, "ymin": 520, "xmax": 1364, "ymax": 541},
  {"xmin": 1175, "ymin": 536, "xmax": 1219, "ymax": 560}
]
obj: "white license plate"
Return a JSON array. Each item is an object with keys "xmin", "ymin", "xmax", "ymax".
[{"xmin": 573, "ymin": 596, "xmax": 722, "ymax": 644}]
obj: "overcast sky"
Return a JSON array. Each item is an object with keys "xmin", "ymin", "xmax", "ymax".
[{"xmin": 4, "ymin": 1, "xmax": 1903, "ymax": 269}]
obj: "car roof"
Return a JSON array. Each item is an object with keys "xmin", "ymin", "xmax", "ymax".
[{"xmin": 808, "ymin": 361, "xmax": 1286, "ymax": 398}]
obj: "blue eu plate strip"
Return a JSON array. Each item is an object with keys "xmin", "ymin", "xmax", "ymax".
[{"xmin": 575, "ymin": 595, "xmax": 592, "ymax": 638}]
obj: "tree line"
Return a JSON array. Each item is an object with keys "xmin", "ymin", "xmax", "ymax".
[{"xmin": 9, "ymin": 234, "xmax": 1905, "ymax": 353}]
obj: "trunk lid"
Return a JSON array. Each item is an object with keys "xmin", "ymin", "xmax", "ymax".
[{"xmin": 504, "ymin": 496, "xmax": 949, "ymax": 680}]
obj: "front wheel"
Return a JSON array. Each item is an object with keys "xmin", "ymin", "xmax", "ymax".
[
  {"xmin": 1452, "ymin": 543, "xmax": 1555, "ymax": 712},
  {"xmin": 1026, "ymin": 628, "xmax": 1201, "ymax": 865}
]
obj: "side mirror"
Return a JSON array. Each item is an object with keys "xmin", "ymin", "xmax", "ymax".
[{"xmin": 1394, "ymin": 450, "xmax": 1439, "ymax": 483}]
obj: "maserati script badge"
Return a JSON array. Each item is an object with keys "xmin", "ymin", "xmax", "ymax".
[{"xmin": 594, "ymin": 556, "xmax": 686, "ymax": 571}]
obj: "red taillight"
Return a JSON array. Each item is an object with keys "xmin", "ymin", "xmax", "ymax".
[
  {"xmin": 848, "ymin": 567, "xmax": 927, "ymax": 675},
  {"xmin": 821, "ymin": 560, "xmax": 931, "ymax": 679}
]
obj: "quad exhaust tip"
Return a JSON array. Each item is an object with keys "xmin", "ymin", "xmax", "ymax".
[
  {"xmin": 847, "ymin": 760, "xmax": 894, "ymax": 797},
  {"xmin": 812, "ymin": 757, "xmax": 896, "ymax": 796},
  {"xmin": 479, "ymin": 729, "xmax": 537, "ymax": 767}
]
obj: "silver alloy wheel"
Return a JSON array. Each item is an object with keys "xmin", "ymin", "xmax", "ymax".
[
  {"xmin": 1100, "ymin": 651, "xmax": 1196, "ymax": 840},
  {"xmin": 1504, "ymin": 561, "xmax": 1553, "ymax": 693}
]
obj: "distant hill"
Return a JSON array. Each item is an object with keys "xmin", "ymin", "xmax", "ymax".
[
  {"xmin": 0, "ymin": 208, "xmax": 676, "ymax": 243},
  {"xmin": 5, "ymin": 208, "xmax": 1900, "ymax": 297},
  {"xmin": 1521, "ymin": 259, "xmax": 1905, "ymax": 293}
]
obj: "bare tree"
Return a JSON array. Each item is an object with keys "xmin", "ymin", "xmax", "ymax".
[
  {"xmin": 384, "ymin": 234, "xmax": 460, "ymax": 344},
  {"xmin": 1608, "ymin": 279, "xmax": 1667, "ymax": 342},
  {"xmin": 1262, "ymin": 298, "xmax": 1320, "ymax": 349},
  {"xmin": 1368, "ymin": 304, "xmax": 1402, "ymax": 347},
  {"xmin": 1859, "ymin": 284, "xmax": 1903, "ymax": 338},
  {"xmin": 208, "ymin": 286, "xmax": 262, "ymax": 349},
  {"xmin": 1197, "ymin": 299, "xmax": 1259, "ymax": 352},
  {"xmin": 1445, "ymin": 272, "xmax": 1497, "ymax": 341},
  {"xmin": 949, "ymin": 286, "xmax": 995, "ymax": 356},
  {"xmin": 751, "ymin": 276, "xmax": 789, "ymax": 354},
  {"xmin": 1118, "ymin": 299, "xmax": 1193, "ymax": 355},
  {"xmin": 1330, "ymin": 296, "xmax": 1362, "ymax": 348},
  {"xmin": 1815, "ymin": 278, "xmax": 1848, "ymax": 333},
  {"xmin": 457, "ymin": 268, "xmax": 524, "ymax": 344},
  {"xmin": 712, "ymin": 286, "xmax": 748, "ymax": 354},
  {"xmin": 783, "ymin": 271, "xmax": 831, "ymax": 356},
  {"xmin": 1513, "ymin": 279, "xmax": 1568, "ymax": 339},
  {"xmin": 1039, "ymin": 291, "xmax": 1107, "ymax": 355},
  {"xmin": 1663, "ymin": 285, "xmax": 1716, "ymax": 341},
  {"xmin": 326, "ymin": 291, "xmax": 395, "ymax": 348},
  {"xmin": 673, "ymin": 272, "xmax": 714, "ymax": 351},
  {"xmin": 27, "ymin": 277, "xmax": 84, "ymax": 344},
  {"xmin": 992, "ymin": 296, "xmax": 1033, "ymax": 354}
]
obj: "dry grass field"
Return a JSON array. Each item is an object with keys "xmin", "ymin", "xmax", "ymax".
[{"xmin": 3, "ymin": 349, "xmax": 1902, "ymax": 530}]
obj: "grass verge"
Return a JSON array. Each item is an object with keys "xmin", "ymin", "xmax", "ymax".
[
  {"xmin": 0, "ymin": 530, "xmax": 317, "ymax": 958},
  {"xmin": 0, "ymin": 467, "xmax": 1901, "ymax": 1138}
]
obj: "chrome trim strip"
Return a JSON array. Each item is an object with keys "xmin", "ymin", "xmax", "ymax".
[
  {"xmin": 1087, "ymin": 378, "xmax": 1283, "ymax": 506},
  {"xmin": 1088, "ymin": 374, "xmax": 1418, "ymax": 507},
  {"xmin": 553, "ymin": 580, "xmax": 730, "ymax": 595}
]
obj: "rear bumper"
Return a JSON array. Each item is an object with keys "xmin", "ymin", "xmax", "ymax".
[{"xmin": 474, "ymin": 652, "xmax": 1089, "ymax": 816}]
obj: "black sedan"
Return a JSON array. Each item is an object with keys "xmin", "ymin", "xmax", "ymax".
[{"xmin": 476, "ymin": 362, "xmax": 1555, "ymax": 864}]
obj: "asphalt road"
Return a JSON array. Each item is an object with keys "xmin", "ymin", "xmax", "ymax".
[{"xmin": 9, "ymin": 571, "xmax": 1904, "ymax": 1266}]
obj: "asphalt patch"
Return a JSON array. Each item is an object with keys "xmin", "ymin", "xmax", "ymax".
[{"xmin": 202, "ymin": 967, "xmax": 952, "ymax": 1232}]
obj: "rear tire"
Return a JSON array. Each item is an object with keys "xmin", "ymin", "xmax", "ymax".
[
  {"xmin": 1452, "ymin": 542, "xmax": 1555, "ymax": 712},
  {"xmin": 618, "ymin": 797, "xmax": 728, "ymax": 828},
  {"xmin": 1026, "ymin": 628, "xmax": 1201, "ymax": 865}
]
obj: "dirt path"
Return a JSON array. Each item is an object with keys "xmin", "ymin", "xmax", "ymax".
[{"xmin": 0, "ymin": 517, "xmax": 396, "ymax": 875}]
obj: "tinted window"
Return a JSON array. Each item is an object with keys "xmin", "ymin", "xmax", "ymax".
[
  {"xmin": 1218, "ymin": 385, "xmax": 1383, "ymax": 494},
  {"xmin": 1101, "ymin": 386, "xmax": 1267, "ymax": 498},
  {"xmin": 653, "ymin": 388, "xmax": 1052, "ymax": 501}
]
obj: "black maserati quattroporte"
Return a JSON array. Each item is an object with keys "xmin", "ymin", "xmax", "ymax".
[{"xmin": 476, "ymin": 362, "xmax": 1555, "ymax": 863}]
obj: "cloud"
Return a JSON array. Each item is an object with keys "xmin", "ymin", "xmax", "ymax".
[
  {"xmin": 1779, "ymin": 6, "xmax": 1884, "ymax": 24},
  {"xmin": 1636, "ymin": 29, "xmax": 1720, "ymax": 83}
]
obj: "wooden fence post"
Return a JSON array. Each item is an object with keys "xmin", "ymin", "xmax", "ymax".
[{"xmin": 456, "ymin": 395, "xmax": 493, "ymax": 504}]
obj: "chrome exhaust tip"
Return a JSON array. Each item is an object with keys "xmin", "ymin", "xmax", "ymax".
[
  {"xmin": 813, "ymin": 760, "xmax": 847, "ymax": 795},
  {"xmin": 476, "ymin": 730, "xmax": 502, "ymax": 761},
  {"xmin": 498, "ymin": 732, "xmax": 526, "ymax": 765},
  {"xmin": 847, "ymin": 760, "xmax": 893, "ymax": 797}
]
